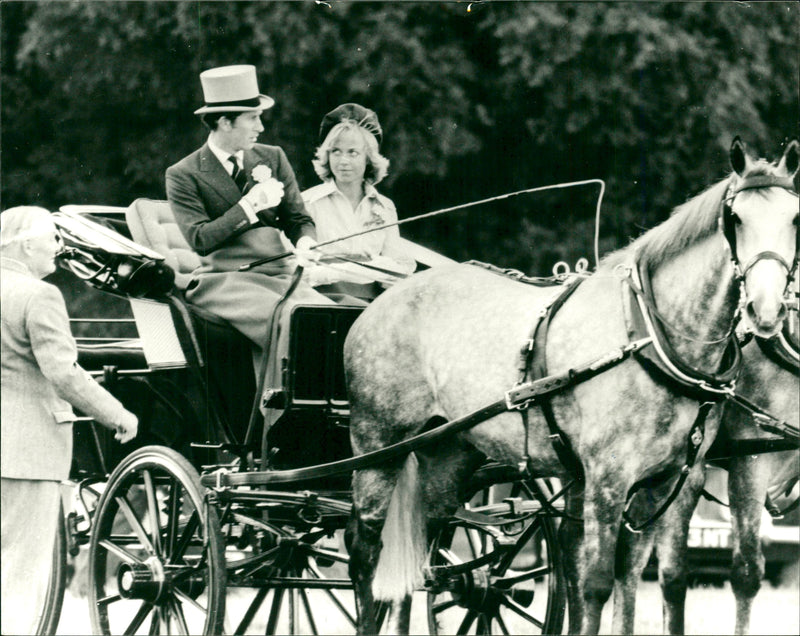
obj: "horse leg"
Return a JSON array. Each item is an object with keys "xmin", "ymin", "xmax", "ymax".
[
  {"xmin": 653, "ymin": 462, "xmax": 706, "ymax": 635},
  {"xmin": 347, "ymin": 455, "xmax": 426, "ymax": 635},
  {"xmin": 558, "ymin": 486, "xmax": 585, "ymax": 634},
  {"xmin": 611, "ymin": 525, "xmax": 656, "ymax": 634},
  {"xmin": 728, "ymin": 455, "xmax": 769, "ymax": 636},
  {"xmin": 580, "ymin": 476, "xmax": 627, "ymax": 635}
]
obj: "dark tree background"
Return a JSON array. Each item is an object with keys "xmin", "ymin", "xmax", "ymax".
[{"xmin": 2, "ymin": 0, "xmax": 798, "ymax": 280}]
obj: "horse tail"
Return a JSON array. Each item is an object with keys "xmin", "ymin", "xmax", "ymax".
[{"xmin": 372, "ymin": 453, "xmax": 427, "ymax": 601}]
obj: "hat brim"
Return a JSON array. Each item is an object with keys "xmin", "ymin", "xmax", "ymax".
[{"xmin": 194, "ymin": 94, "xmax": 274, "ymax": 115}]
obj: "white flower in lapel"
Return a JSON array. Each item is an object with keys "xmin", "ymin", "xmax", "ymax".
[
  {"xmin": 251, "ymin": 164, "xmax": 272, "ymax": 183},
  {"xmin": 249, "ymin": 163, "xmax": 284, "ymax": 209}
]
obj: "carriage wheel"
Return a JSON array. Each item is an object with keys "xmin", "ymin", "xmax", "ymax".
[
  {"xmin": 88, "ymin": 446, "xmax": 225, "ymax": 635},
  {"xmin": 427, "ymin": 479, "xmax": 566, "ymax": 635},
  {"xmin": 223, "ymin": 524, "xmax": 363, "ymax": 634},
  {"xmin": 36, "ymin": 499, "xmax": 67, "ymax": 635}
]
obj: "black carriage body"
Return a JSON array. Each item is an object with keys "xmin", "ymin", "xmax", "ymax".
[{"xmin": 55, "ymin": 208, "xmax": 362, "ymax": 481}]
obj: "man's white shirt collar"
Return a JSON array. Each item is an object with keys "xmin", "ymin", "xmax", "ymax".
[{"xmin": 208, "ymin": 137, "xmax": 243, "ymax": 175}]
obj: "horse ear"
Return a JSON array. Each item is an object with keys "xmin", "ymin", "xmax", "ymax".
[
  {"xmin": 777, "ymin": 139, "xmax": 799, "ymax": 178},
  {"xmin": 730, "ymin": 136, "xmax": 748, "ymax": 175}
]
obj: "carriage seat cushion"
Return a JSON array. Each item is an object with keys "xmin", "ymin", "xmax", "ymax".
[{"xmin": 125, "ymin": 198, "xmax": 201, "ymax": 290}]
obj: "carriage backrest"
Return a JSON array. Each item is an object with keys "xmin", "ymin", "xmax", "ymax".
[{"xmin": 125, "ymin": 198, "xmax": 201, "ymax": 290}]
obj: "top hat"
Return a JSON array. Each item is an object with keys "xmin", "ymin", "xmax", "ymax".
[
  {"xmin": 319, "ymin": 103, "xmax": 382, "ymax": 146},
  {"xmin": 194, "ymin": 65, "xmax": 274, "ymax": 115}
]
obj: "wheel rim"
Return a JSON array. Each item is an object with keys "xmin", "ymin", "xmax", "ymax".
[
  {"xmin": 88, "ymin": 447, "xmax": 224, "ymax": 635},
  {"xmin": 427, "ymin": 481, "xmax": 565, "ymax": 635}
]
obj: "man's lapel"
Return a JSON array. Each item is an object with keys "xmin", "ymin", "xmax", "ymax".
[{"xmin": 197, "ymin": 144, "xmax": 242, "ymax": 204}]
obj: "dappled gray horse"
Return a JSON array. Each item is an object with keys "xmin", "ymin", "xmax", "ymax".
[
  {"xmin": 611, "ymin": 289, "xmax": 799, "ymax": 635},
  {"xmin": 344, "ymin": 138, "xmax": 798, "ymax": 635}
]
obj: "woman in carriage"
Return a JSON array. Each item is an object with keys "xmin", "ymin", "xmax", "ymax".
[{"xmin": 302, "ymin": 103, "xmax": 416, "ymax": 302}]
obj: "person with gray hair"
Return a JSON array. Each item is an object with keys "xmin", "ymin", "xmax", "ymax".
[
  {"xmin": 302, "ymin": 103, "xmax": 415, "ymax": 301},
  {"xmin": 1, "ymin": 205, "xmax": 138, "ymax": 635}
]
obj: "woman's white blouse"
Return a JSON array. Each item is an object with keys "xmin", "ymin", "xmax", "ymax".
[{"xmin": 302, "ymin": 181, "xmax": 416, "ymax": 285}]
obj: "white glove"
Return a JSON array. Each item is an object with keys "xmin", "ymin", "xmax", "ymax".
[
  {"xmin": 114, "ymin": 411, "xmax": 139, "ymax": 444},
  {"xmin": 242, "ymin": 180, "xmax": 285, "ymax": 212},
  {"xmin": 294, "ymin": 236, "xmax": 322, "ymax": 268}
]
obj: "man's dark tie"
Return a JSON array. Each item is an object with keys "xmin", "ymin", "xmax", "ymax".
[{"xmin": 228, "ymin": 155, "xmax": 247, "ymax": 192}]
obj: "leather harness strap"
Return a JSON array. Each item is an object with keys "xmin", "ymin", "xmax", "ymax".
[{"xmin": 525, "ymin": 277, "xmax": 586, "ymax": 482}]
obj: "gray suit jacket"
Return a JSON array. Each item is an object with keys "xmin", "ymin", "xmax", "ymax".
[
  {"xmin": 165, "ymin": 143, "xmax": 316, "ymax": 258},
  {"xmin": 1, "ymin": 258, "xmax": 129, "ymax": 480}
]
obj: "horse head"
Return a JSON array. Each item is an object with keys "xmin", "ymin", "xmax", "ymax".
[{"xmin": 724, "ymin": 137, "xmax": 799, "ymax": 338}]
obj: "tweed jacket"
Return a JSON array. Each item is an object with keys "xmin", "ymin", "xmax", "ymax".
[
  {"xmin": 1, "ymin": 258, "xmax": 129, "ymax": 481},
  {"xmin": 166, "ymin": 143, "xmax": 316, "ymax": 276}
]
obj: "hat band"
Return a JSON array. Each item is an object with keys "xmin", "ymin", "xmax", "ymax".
[{"xmin": 205, "ymin": 96, "xmax": 262, "ymax": 109}]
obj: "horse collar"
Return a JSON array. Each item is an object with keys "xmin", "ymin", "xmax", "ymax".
[{"xmin": 623, "ymin": 260, "xmax": 741, "ymax": 401}]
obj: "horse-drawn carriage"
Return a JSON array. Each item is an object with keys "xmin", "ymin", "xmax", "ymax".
[
  {"xmin": 43, "ymin": 200, "xmax": 567, "ymax": 635},
  {"xmin": 39, "ymin": 137, "xmax": 798, "ymax": 635}
]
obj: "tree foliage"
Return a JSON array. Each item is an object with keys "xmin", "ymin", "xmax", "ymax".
[{"xmin": 2, "ymin": 0, "xmax": 797, "ymax": 276}]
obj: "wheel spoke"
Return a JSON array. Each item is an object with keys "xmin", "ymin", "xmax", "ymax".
[
  {"xmin": 288, "ymin": 587, "xmax": 297, "ymax": 633},
  {"xmin": 307, "ymin": 562, "xmax": 357, "ymax": 626},
  {"xmin": 233, "ymin": 587, "xmax": 268, "ymax": 634},
  {"xmin": 496, "ymin": 563, "xmax": 553, "ymax": 587},
  {"xmin": 97, "ymin": 592, "xmax": 123, "ymax": 606},
  {"xmin": 168, "ymin": 510, "xmax": 200, "ymax": 565},
  {"xmin": 432, "ymin": 596, "xmax": 459, "ymax": 614},
  {"xmin": 117, "ymin": 493, "xmax": 156, "ymax": 554},
  {"xmin": 437, "ymin": 547, "xmax": 464, "ymax": 566},
  {"xmin": 98, "ymin": 538, "xmax": 142, "ymax": 565},
  {"xmin": 169, "ymin": 597, "xmax": 190, "ymax": 636},
  {"xmin": 495, "ymin": 610, "xmax": 511, "ymax": 635},
  {"xmin": 165, "ymin": 480, "xmax": 180, "ymax": 561},
  {"xmin": 298, "ymin": 587, "xmax": 319, "ymax": 635},
  {"xmin": 123, "ymin": 600, "xmax": 153, "ymax": 635},
  {"xmin": 494, "ymin": 519, "xmax": 543, "ymax": 575},
  {"xmin": 498, "ymin": 593, "xmax": 544, "ymax": 629},
  {"xmin": 265, "ymin": 588, "xmax": 285, "ymax": 635},
  {"xmin": 456, "ymin": 609, "xmax": 478, "ymax": 634},
  {"xmin": 466, "ymin": 527, "xmax": 483, "ymax": 560},
  {"xmin": 172, "ymin": 586, "xmax": 209, "ymax": 615},
  {"xmin": 143, "ymin": 470, "xmax": 163, "ymax": 555}
]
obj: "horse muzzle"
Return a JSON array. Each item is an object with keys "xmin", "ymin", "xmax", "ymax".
[{"xmin": 742, "ymin": 253, "xmax": 794, "ymax": 337}]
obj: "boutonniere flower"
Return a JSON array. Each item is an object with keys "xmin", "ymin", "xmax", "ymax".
[
  {"xmin": 363, "ymin": 209, "xmax": 386, "ymax": 228},
  {"xmin": 251, "ymin": 164, "xmax": 273, "ymax": 183},
  {"xmin": 249, "ymin": 163, "xmax": 285, "ymax": 209}
]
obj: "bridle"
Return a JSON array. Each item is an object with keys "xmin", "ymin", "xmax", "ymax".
[{"xmin": 721, "ymin": 173, "xmax": 799, "ymax": 288}]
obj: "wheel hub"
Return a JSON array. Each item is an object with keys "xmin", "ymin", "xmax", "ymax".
[
  {"xmin": 117, "ymin": 556, "xmax": 166, "ymax": 602},
  {"xmin": 447, "ymin": 567, "xmax": 535, "ymax": 612}
]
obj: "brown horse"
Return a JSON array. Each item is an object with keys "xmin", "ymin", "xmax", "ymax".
[{"xmin": 344, "ymin": 138, "xmax": 798, "ymax": 635}]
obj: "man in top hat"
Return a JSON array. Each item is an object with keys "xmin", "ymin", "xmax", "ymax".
[{"xmin": 166, "ymin": 65, "xmax": 337, "ymax": 378}]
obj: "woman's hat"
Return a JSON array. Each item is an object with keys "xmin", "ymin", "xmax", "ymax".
[
  {"xmin": 319, "ymin": 103, "xmax": 382, "ymax": 145},
  {"xmin": 194, "ymin": 65, "xmax": 275, "ymax": 115}
]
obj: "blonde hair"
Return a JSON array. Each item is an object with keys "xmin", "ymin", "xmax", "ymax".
[
  {"xmin": 0, "ymin": 206, "xmax": 54, "ymax": 248},
  {"xmin": 312, "ymin": 120, "xmax": 390, "ymax": 185}
]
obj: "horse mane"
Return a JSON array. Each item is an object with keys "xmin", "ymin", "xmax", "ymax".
[{"xmin": 602, "ymin": 158, "xmax": 782, "ymax": 271}]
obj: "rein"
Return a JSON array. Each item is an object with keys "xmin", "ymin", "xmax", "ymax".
[{"xmin": 238, "ymin": 179, "xmax": 606, "ymax": 271}]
